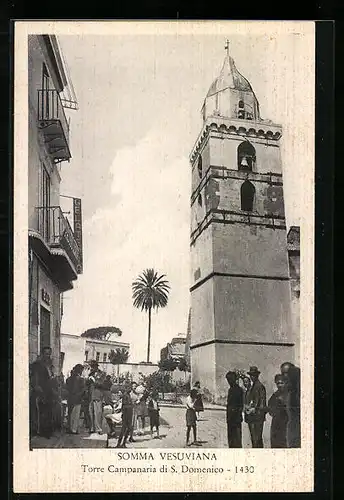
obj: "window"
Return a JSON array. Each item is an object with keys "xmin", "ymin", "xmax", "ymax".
[
  {"xmin": 198, "ymin": 194, "xmax": 202, "ymax": 206},
  {"xmin": 238, "ymin": 141, "xmax": 256, "ymax": 171},
  {"xmin": 241, "ymin": 180, "xmax": 255, "ymax": 212},
  {"xmin": 41, "ymin": 163, "xmax": 51, "ymax": 240},
  {"xmin": 96, "ymin": 352, "xmax": 100, "ymax": 362},
  {"xmin": 103, "ymin": 352, "xmax": 107, "ymax": 363},
  {"xmin": 197, "ymin": 156, "xmax": 202, "ymax": 178},
  {"xmin": 215, "ymin": 93, "xmax": 219, "ymax": 111},
  {"xmin": 237, "ymin": 101, "xmax": 254, "ymax": 120},
  {"xmin": 42, "ymin": 63, "xmax": 50, "ymax": 90},
  {"xmin": 85, "ymin": 350, "xmax": 89, "ymax": 361},
  {"xmin": 42, "ymin": 64, "xmax": 50, "ymax": 118},
  {"xmin": 238, "ymin": 101, "xmax": 245, "ymax": 119}
]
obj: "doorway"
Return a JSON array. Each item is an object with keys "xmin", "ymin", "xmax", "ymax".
[{"xmin": 39, "ymin": 305, "xmax": 51, "ymax": 354}]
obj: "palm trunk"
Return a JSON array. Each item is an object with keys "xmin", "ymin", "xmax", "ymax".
[
  {"xmin": 117, "ymin": 363, "xmax": 120, "ymax": 382},
  {"xmin": 147, "ymin": 307, "xmax": 152, "ymax": 363}
]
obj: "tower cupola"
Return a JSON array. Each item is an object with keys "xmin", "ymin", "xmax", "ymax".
[{"xmin": 202, "ymin": 41, "xmax": 260, "ymax": 123}]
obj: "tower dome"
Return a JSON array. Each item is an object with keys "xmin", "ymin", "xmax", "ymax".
[
  {"xmin": 202, "ymin": 44, "xmax": 261, "ymax": 123},
  {"xmin": 207, "ymin": 54, "xmax": 253, "ymax": 96}
]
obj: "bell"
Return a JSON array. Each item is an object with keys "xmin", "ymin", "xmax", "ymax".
[{"xmin": 240, "ymin": 156, "xmax": 249, "ymax": 168}]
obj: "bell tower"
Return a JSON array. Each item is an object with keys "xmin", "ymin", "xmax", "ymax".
[{"xmin": 190, "ymin": 43, "xmax": 295, "ymax": 402}]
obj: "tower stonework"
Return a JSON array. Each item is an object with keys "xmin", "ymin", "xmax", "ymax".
[{"xmin": 190, "ymin": 51, "xmax": 295, "ymax": 403}]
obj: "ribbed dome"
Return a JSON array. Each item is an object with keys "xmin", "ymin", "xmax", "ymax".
[{"xmin": 207, "ymin": 55, "xmax": 253, "ymax": 97}]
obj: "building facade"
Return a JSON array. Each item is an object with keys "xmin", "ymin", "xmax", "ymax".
[
  {"xmin": 28, "ymin": 35, "xmax": 82, "ymax": 375},
  {"xmin": 287, "ymin": 226, "xmax": 300, "ymax": 365},
  {"xmin": 189, "ymin": 49, "xmax": 296, "ymax": 402},
  {"xmin": 60, "ymin": 334, "xmax": 158, "ymax": 380},
  {"xmin": 61, "ymin": 334, "xmax": 130, "ymax": 376},
  {"xmin": 160, "ymin": 333, "xmax": 187, "ymax": 363},
  {"xmin": 84, "ymin": 337, "xmax": 130, "ymax": 365}
]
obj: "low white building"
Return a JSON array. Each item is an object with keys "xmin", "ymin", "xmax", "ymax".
[
  {"xmin": 60, "ymin": 333, "xmax": 158, "ymax": 381},
  {"xmin": 61, "ymin": 333, "xmax": 130, "ymax": 377},
  {"xmin": 60, "ymin": 333, "xmax": 85, "ymax": 377}
]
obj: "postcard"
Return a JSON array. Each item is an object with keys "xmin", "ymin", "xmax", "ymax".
[{"xmin": 13, "ymin": 20, "xmax": 314, "ymax": 493}]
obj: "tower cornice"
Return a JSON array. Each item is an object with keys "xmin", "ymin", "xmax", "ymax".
[{"xmin": 190, "ymin": 116, "xmax": 282, "ymax": 163}]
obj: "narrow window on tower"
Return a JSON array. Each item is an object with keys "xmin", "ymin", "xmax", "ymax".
[
  {"xmin": 241, "ymin": 180, "xmax": 255, "ymax": 212},
  {"xmin": 238, "ymin": 141, "xmax": 256, "ymax": 171},
  {"xmin": 238, "ymin": 100, "xmax": 245, "ymax": 119},
  {"xmin": 197, "ymin": 155, "xmax": 202, "ymax": 178}
]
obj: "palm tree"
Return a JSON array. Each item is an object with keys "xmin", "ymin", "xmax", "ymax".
[{"xmin": 132, "ymin": 268, "xmax": 170, "ymax": 363}]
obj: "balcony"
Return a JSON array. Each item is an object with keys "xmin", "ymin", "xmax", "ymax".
[
  {"xmin": 37, "ymin": 90, "xmax": 71, "ymax": 163},
  {"xmin": 29, "ymin": 206, "xmax": 82, "ymax": 291}
]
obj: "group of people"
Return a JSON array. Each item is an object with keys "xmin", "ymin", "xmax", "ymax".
[
  {"xmin": 30, "ymin": 347, "xmax": 300, "ymax": 450},
  {"xmin": 225, "ymin": 363, "xmax": 301, "ymax": 448},
  {"xmin": 65, "ymin": 360, "xmax": 162, "ymax": 445},
  {"xmin": 29, "ymin": 350, "xmax": 161, "ymax": 444},
  {"xmin": 106, "ymin": 382, "xmax": 161, "ymax": 448}
]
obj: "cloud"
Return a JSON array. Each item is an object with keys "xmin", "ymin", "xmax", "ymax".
[{"xmin": 62, "ymin": 125, "xmax": 191, "ymax": 362}]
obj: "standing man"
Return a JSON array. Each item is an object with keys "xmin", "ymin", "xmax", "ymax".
[
  {"xmin": 281, "ymin": 362, "xmax": 301, "ymax": 447},
  {"xmin": 245, "ymin": 366, "xmax": 267, "ymax": 448},
  {"xmin": 225, "ymin": 371, "xmax": 244, "ymax": 448},
  {"xmin": 116, "ymin": 387, "xmax": 134, "ymax": 448},
  {"xmin": 66, "ymin": 364, "xmax": 85, "ymax": 434},
  {"xmin": 30, "ymin": 346, "xmax": 55, "ymax": 439},
  {"xmin": 88, "ymin": 361, "xmax": 106, "ymax": 435}
]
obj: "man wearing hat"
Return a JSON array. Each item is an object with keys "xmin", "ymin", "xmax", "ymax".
[
  {"xmin": 87, "ymin": 360, "xmax": 106, "ymax": 434},
  {"xmin": 245, "ymin": 366, "xmax": 267, "ymax": 448}
]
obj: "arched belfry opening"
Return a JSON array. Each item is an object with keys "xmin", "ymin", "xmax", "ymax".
[
  {"xmin": 241, "ymin": 180, "xmax": 255, "ymax": 212},
  {"xmin": 238, "ymin": 141, "xmax": 256, "ymax": 171}
]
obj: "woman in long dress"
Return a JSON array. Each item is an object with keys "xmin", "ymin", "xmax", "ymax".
[{"xmin": 267, "ymin": 374, "xmax": 289, "ymax": 448}]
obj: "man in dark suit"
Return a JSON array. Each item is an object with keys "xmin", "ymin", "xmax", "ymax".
[
  {"xmin": 225, "ymin": 371, "xmax": 244, "ymax": 448},
  {"xmin": 281, "ymin": 362, "xmax": 301, "ymax": 448},
  {"xmin": 245, "ymin": 366, "xmax": 267, "ymax": 448},
  {"xmin": 30, "ymin": 346, "xmax": 55, "ymax": 438}
]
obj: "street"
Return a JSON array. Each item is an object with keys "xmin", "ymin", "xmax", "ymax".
[
  {"xmin": 109, "ymin": 406, "xmax": 271, "ymax": 449},
  {"xmin": 30, "ymin": 406, "xmax": 271, "ymax": 449}
]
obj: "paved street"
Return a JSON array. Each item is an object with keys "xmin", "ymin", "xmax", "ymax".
[
  {"xmin": 30, "ymin": 428, "xmax": 107, "ymax": 449},
  {"xmin": 30, "ymin": 406, "xmax": 271, "ymax": 449},
  {"xmin": 109, "ymin": 406, "xmax": 271, "ymax": 449}
]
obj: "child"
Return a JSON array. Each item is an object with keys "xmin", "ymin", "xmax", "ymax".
[
  {"xmin": 192, "ymin": 381, "xmax": 204, "ymax": 420},
  {"xmin": 147, "ymin": 391, "xmax": 160, "ymax": 439},
  {"xmin": 185, "ymin": 389, "xmax": 200, "ymax": 447},
  {"xmin": 105, "ymin": 391, "xmax": 123, "ymax": 441}
]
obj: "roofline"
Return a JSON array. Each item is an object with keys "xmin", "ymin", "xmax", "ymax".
[
  {"xmin": 85, "ymin": 338, "xmax": 130, "ymax": 347},
  {"xmin": 42, "ymin": 35, "xmax": 68, "ymax": 92},
  {"xmin": 98, "ymin": 361, "xmax": 159, "ymax": 367},
  {"xmin": 61, "ymin": 333, "xmax": 84, "ymax": 339}
]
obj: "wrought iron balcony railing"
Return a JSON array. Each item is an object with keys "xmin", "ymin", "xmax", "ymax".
[
  {"xmin": 37, "ymin": 89, "xmax": 71, "ymax": 163},
  {"xmin": 36, "ymin": 206, "xmax": 82, "ymax": 274}
]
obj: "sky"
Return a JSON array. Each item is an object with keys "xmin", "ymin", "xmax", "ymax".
[{"xmin": 58, "ymin": 27, "xmax": 314, "ymax": 362}]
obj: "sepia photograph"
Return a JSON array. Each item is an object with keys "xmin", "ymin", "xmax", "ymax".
[{"xmin": 14, "ymin": 20, "xmax": 314, "ymax": 492}]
